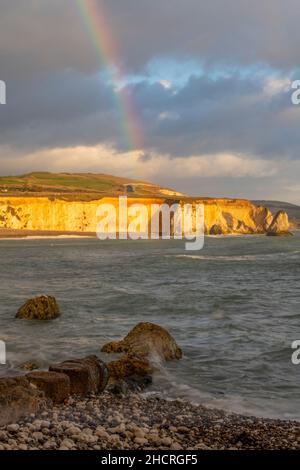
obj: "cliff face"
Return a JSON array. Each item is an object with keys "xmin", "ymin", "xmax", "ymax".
[
  {"xmin": 0, "ymin": 196, "xmax": 289, "ymax": 236},
  {"xmin": 196, "ymin": 199, "xmax": 274, "ymax": 235}
]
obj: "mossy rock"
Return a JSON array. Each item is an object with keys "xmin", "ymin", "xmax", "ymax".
[
  {"xmin": 16, "ymin": 295, "xmax": 60, "ymax": 320},
  {"xmin": 107, "ymin": 355, "xmax": 153, "ymax": 380},
  {"xmin": 102, "ymin": 322, "xmax": 182, "ymax": 361}
]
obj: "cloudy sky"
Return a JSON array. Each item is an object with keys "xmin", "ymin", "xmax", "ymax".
[{"xmin": 0, "ymin": 0, "xmax": 300, "ymax": 203}]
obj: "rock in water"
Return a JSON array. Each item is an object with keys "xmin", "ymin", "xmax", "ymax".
[
  {"xmin": 102, "ymin": 322, "xmax": 182, "ymax": 361},
  {"xmin": 16, "ymin": 295, "xmax": 60, "ymax": 320},
  {"xmin": 107, "ymin": 356, "xmax": 153, "ymax": 381},
  {"xmin": 267, "ymin": 210, "xmax": 292, "ymax": 236},
  {"xmin": 102, "ymin": 323, "xmax": 182, "ymax": 386}
]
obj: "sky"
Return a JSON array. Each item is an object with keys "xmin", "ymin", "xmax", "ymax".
[{"xmin": 0, "ymin": 0, "xmax": 300, "ymax": 204}]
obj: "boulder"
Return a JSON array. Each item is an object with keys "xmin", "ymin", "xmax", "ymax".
[
  {"xmin": 101, "ymin": 322, "xmax": 182, "ymax": 361},
  {"xmin": 107, "ymin": 355, "xmax": 153, "ymax": 380},
  {"xmin": 49, "ymin": 355, "xmax": 108, "ymax": 396},
  {"xmin": 26, "ymin": 371, "xmax": 70, "ymax": 404},
  {"xmin": 108, "ymin": 374, "xmax": 153, "ymax": 395},
  {"xmin": 267, "ymin": 210, "xmax": 292, "ymax": 236},
  {"xmin": 0, "ymin": 377, "xmax": 46, "ymax": 426},
  {"xmin": 16, "ymin": 295, "xmax": 60, "ymax": 320},
  {"xmin": 102, "ymin": 323, "xmax": 182, "ymax": 390}
]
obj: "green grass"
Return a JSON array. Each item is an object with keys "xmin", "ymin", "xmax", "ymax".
[
  {"xmin": 0, "ymin": 172, "xmax": 121, "ymax": 192},
  {"xmin": 0, "ymin": 171, "xmax": 181, "ymax": 200}
]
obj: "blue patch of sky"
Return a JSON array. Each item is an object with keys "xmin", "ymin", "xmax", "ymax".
[{"xmin": 100, "ymin": 57, "xmax": 300, "ymax": 90}]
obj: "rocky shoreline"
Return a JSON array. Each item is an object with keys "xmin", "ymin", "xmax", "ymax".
[
  {"xmin": 1, "ymin": 391, "xmax": 300, "ymax": 450},
  {"xmin": 1, "ymin": 316, "xmax": 299, "ymax": 451}
]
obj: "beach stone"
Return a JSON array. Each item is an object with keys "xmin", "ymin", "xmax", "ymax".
[
  {"xmin": 26, "ymin": 371, "xmax": 71, "ymax": 404},
  {"xmin": 95, "ymin": 427, "xmax": 109, "ymax": 439},
  {"xmin": 7, "ymin": 423, "xmax": 20, "ymax": 432},
  {"xmin": 161, "ymin": 436, "xmax": 173, "ymax": 447},
  {"xmin": 171, "ymin": 442, "xmax": 183, "ymax": 450},
  {"xmin": 102, "ymin": 322, "xmax": 182, "ymax": 361},
  {"xmin": 32, "ymin": 431, "xmax": 44, "ymax": 441},
  {"xmin": 60, "ymin": 438, "xmax": 74, "ymax": 449},
  {"xmin": 66, "ymin": 426, "xmax": 81, "ymax": 437},
  {"xmin": 134, "ymin": 437, "xmax": 148, "ymax": 446},
  {"xmin": 0, "ymin": 377, "xmax": 46, "ymax": 426},
  {"xmin": 49, "ymin": 355, "xmax": 109, "ymax": 396},
  {"xmin": 134, "ymin": 428, "xmax": 145, "ymax": 439},
  {"xmin": 16, "ymin": 295, "xmax": 60, "ymax": 320},
  {"xmin": 18, "ymin": 444, "xmax": 28, "ymax": 450},
  {"xmin": 109, "ymin": 423, "xmax": 125, "ymax": 434}
]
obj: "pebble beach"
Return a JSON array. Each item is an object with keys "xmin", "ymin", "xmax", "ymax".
[{"xmin": 1, "ymin": 391, "xmax": 300, "ymax": 451}]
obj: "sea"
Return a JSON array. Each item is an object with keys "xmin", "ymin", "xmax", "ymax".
[{"xmin": 0, "ymin": 233, "xmax": 299, "ymax": 420}]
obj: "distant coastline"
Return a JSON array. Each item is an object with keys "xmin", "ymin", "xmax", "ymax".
[
  {"xmin": 0, "ymin": 229, "xmax": 96, "ymax": 239},
  {"xmin": 0, "ymin": 172, "xmax": 296, "ymax": 237}
]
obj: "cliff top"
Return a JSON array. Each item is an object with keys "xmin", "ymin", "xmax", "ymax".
[
  {"xmin": 0, "ymin": 174, "xmax": 297, "ymax": 218},
  {"xmin": 0, "ymin": 172, "xmax": 247, "ymax": 204},
  {"xmin": 0, "ymin": 172, "xmax": 184, "ymax": 199}
]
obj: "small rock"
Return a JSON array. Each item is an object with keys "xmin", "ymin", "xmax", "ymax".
[
  {"xmin": 60, "ymin": 438, "xmax": 74, "ymax": 449},
  {"xmin": 32, "ymin": 432, "xmax": 44, "ymax": 441},
  {"xmin": 7, "ymin": 424, "xmax": 20, "ymax": 432},
  {"xmin": 134, "ymin": 437, "xmax": 148, "ymax": 446},
  {"xmin": 161, "ymin": 437, "xmax": 173, "ymax": 447}
]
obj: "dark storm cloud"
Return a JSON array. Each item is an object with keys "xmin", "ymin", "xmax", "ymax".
[
  {"xmin": 108, "ymin": 0, "xmax": 300, "ymax": 72},
  {"xmin": 138, "ymin": 75, "xmax": 300, "ymax": 160},
  {"xmin": 1, "ymin": 0, "xmax": 300, "ymax": 79},
  {"xmin": 0, "ymin": 0, "xmax": 94, "ymax": 81},
  {"xmin": 1, "ymin": 70, "xmax": 299, "ymax": 161},
  {"xmin": 0, "ymin": 70, "xmax": 120, "ymax": 150}
]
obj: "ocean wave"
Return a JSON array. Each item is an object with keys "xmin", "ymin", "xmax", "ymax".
[
  {"xmin": 149, "ymin": 363, "xmax": 300, "ymax": 421},
  {"xmin": 170, "ymin": 251, "xmax": 300, "ymax": 262}
]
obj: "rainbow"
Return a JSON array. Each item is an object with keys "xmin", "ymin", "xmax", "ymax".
[{"xmin": 76, "ymin": 0, "xmax": 144, "ymax": 151}]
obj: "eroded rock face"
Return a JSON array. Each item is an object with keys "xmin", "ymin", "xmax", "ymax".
[
  {"xmin": 267, "ymin": 210, "xmax": 291, "ymax": 235},
  {"xmin": 210, "ymin": 224, "xmax": 224, "ymax": 235},
  {"xmin": 0, "ymin": 377, "xmax": 46, "ymax": 426},
  {"xmin": 49, "ymin": 355, "xmax": 109, "ymax": 396},
  {"xmin": 0, "ymin": 195, "xmax": 282, "ymax": 236},
  {"xmin": 26, "ymin": 371, "xmax": 71, "ymax": 404},
  {"xmin": 102, "ymin": 322, "xmax": 182, "ymax": 362},
  {"xmin": 16, "ymin": 295, "xmax": 60, "ymax": 320},
  {"xmin": 252, "ymin": 206, "xmax": 274, "ymax": 232}
]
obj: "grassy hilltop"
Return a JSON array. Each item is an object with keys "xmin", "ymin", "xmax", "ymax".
[{"xmin": 0, "ymin": 172, "xmax": 184, "ymax": 200}]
